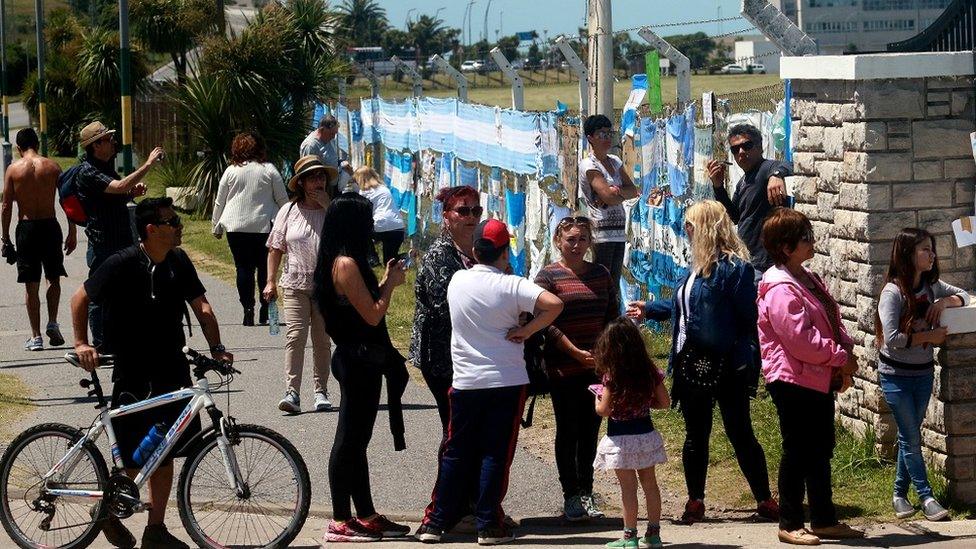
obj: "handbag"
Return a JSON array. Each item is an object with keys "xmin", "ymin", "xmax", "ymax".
[{"xmin": 675, "ymin": 341, "xmax": 726, "ymax": 394}]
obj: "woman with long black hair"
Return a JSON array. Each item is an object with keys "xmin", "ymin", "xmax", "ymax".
[{"xmin": 314, "ymin": 192, "xmax": 411, "ymax": 543}]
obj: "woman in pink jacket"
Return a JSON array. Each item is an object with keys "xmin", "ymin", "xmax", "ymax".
[{"xmin": 756, "ymin": 208, "xmax": 862, "ymax": 546}]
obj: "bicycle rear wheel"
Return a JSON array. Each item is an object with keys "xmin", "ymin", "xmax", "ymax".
[
  {"xmin": 0, "ymin": 423, "xmax": 108, "ymax": 549},
  {"xmin": 177, "ymin": 424, "xmax": 310, "ymax": 549}
]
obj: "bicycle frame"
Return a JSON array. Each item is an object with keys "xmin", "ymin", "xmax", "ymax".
[{"xmin": 40, "ymin": 374, "xmax": 245, "ymax": 503}]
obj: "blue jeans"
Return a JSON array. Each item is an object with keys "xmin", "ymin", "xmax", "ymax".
[{"xmin": 880, "ymin": 372, "xmax": 934, "ymax": 499}]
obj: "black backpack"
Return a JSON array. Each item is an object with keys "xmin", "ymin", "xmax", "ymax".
[{"xmin": 521, "ymin": 328, "xmax": 550, "ymax": 428}]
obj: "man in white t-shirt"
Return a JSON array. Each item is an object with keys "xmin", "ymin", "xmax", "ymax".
[{"xmin": 417, "ymin": 219, "xmax": 563, "ymax": 545}]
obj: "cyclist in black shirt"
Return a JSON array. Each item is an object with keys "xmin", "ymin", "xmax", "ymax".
[{"xmin": 70, "ymin": 197, "xmax": 232, "ymax": 549}]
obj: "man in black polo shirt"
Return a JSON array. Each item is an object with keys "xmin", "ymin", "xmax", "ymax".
[
  {"xmin": 76, "ymin": 121, "xmax": 164, "ymax": 348},
  {"xmin": 707, "ymin": 124, "xmax": 793, "ymax": 280},
  {"xmin": 70, "ymin": 197, "xmax": 232, "ymax": 549}
]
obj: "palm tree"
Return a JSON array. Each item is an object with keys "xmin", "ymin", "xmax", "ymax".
[
  {"xmin": 335, "ymin": 0, "xmax": 388, "ymax": 47},
  {"xmin": 407, "ymin": 14, "xmax": 456, "ymax": 62},
  {"xmin": 130, "ymin": 0, "xmax": 219, "ymax": 87}
]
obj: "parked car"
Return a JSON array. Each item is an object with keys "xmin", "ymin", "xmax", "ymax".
[
  {"xmin": 460, "ymin": 60, "xmax": 484, "ymax": 72},
  {"xmin": 747, "ymin": 63, "xmax": 767, "ymax": 74},
  {"xmin": 720, "ymin": 63, "xmax": 746, "ymax": 74}
]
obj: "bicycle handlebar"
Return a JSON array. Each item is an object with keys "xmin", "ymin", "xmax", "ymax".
[{"xmin": 183, "ymin": 346, "xmax": 241, "ymax": 377}]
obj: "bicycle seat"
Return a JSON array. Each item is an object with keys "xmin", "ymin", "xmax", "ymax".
[{"xmin": 64, "ymin": 352, "xmax": 115, "ymax": 368}]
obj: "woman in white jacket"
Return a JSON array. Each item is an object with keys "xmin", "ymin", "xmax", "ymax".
[{"xmin": 212, "ymin": 132, "xmax": 288, "ymax": 325}]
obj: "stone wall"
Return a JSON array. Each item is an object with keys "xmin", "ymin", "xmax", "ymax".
[{"xmin": 784, "ymin": 54, "xmax": 976, "ymax": 503}]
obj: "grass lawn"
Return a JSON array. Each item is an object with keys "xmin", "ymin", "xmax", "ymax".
[
  {"xmin": 350, "ymin": 73, "xmax": 782, "ymax": 112},
  {"xmin": 0, "ymin": 374, "xmax": 33, "ymax": 440}
]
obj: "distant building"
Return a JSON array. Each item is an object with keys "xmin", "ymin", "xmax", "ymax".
[
  {"xmin": 734, "ymin": 39, "xmax": 782, "ymax": 73},
  {"xmin": 771, "ymin": 0, "xmax": 954, "ymax": 54}
]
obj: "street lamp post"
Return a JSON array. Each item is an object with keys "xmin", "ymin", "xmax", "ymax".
[
  {"xmin": 33, "ymin": 0, "xmax": 45, "ymax": 156},
  {"xmin": 406, "ymin": 8, "xmax": 416, "ymax": 30},
  {"xmin": 119, "ymin": 0, "xmax": 133, "ymax": 173},
  {"xmin": 464, "ymin": 1, "xmax": 476, "ymax": 47},
  {"xmin": 483, "ymin": 0, "xmax": 493, "ymax": 44},
  {"xmin": 0, "ymin": 0, "xmax": 8, "ymax": 141}
]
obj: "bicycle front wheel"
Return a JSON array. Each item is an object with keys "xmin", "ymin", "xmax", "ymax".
[
  {"xmin": 177, "ymin": 424, "xmax": 310, "ymax": 549},
  {"xmin": 0, "ymin": 423, "xmax": 108, "ymax": 549}
]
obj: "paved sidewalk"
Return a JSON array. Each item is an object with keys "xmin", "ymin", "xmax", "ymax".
[{"xmin": 2, "ymin": 222, "xmax": 974, "ymax": 547}]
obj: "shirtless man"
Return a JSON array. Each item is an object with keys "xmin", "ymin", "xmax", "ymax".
[{"xmin": 1, "ymin": 128, "xmax": 76, "ymax": 351}]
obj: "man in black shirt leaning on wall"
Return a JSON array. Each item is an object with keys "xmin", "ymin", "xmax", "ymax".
[{"xmin": 707, "ymin": 124, "xmax": 793, "ymax": 281}]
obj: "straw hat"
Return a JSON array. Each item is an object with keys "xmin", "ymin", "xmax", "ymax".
[
  {"xmin": 288, "ymin": 155, "xmax": 339, "ymax": 192},
  {"xmin": 79, "ymin": 121, "xmax": 116, "ymax": 147}
]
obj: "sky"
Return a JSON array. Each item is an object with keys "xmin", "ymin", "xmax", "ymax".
[{"xmin": 376, "ymin": 0, "xmax": 753, "ymax": 44}]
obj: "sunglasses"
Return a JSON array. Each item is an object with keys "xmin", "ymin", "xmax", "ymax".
[
  {"xmin": 450, "ymin": 206, "xmax": 484, "ymax": 218},
  {"xmin": 154, "ymin": 215, "xmax": 182, "ymax": 228},
  {"xmin": 730, "ymin": 141, "xmax": 755, "ymax": 154},
  {"xmin": 558, "ymin": 215, "xmax": 591, "ymax": 227},
  {"xmin": 593, "ymin": 130, "xmax": 616, "ymax": 140}
]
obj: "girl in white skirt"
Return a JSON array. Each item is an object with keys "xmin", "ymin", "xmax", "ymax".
[{"xmin": 593, "ymin": 317, "xmax": 670, "ymax": 549}]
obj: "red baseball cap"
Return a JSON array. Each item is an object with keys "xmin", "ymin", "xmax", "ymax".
[{"xmin": 473, "ymin": 219, "xmax": 510, "ymax": 249}]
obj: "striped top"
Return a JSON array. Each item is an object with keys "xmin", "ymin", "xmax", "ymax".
[
  {"xmin": 534, "ymin": 262, "xmax": 619, "ymax": 378},
  {"xmin": 211, "ymin": 162, "xmax": 288, "ymax": 235}
]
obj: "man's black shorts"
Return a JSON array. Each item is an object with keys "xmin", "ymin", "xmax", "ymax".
[
  {"xmin": 110, "ymin": 378, "xmax": 202, "ymax": 470},
  {"xmin": 15, "ymin": 218, "xmax": 66, "ymax": 283}
]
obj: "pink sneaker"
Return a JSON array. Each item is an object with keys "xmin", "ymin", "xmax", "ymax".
[
  {"xmin": 356, "ymin": 514, "xmax": 410, "ymax": 538},
  {"xmin": 323, "ymin": 519, "xmax": 381, "ymax": 543}
]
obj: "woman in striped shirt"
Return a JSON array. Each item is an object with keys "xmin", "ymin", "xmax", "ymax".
[{"xmin": 534, "ymin": 216, "xmax": 618, "ymax": 522}]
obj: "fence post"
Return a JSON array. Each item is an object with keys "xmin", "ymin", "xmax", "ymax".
[
  {"xmin": 740, "ymin": 0, "xmax": 818, "ymax": 55},
  {"xmin": 352, "ymin": 60, "xmax": 379, "ymax": 99},
  {"xmin": 353, "ymin": 61, "xmax": 383, "ymax": 174},
  {"xmin": 391, "ymin": 56, "xmax": 423, "ymax": 98},
  {"xmin": 490, "ymin": 47, "xmax": 524, "ymax": 110},
  {"xmin": 432, "ymin": 54, "xmax": 468, "ymax": 102},
  {"xmin": 637, "ymin": 27, "xmax": 691, "ymax": 108},
  {"xmin": 554, "ymin": 35, "xmax": 589, "ymax": 120}
]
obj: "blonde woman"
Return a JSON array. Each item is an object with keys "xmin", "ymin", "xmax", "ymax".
[
  {"xmin": 355, "ymin": 166, "xmax": 405, "ymax": 265},
  {"xmin": 627, "ymin": 200, "xmax": 777, "ymax": 525}
]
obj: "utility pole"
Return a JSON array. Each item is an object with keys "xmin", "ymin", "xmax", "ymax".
[
  {"xmin": 33, "ymin": 0, "xmax": 45, "ymax": 155},
  {"xmin": 119, "ymin": 0, "xmax": 133, "ymax": 173},
  {"xmin": 586, "ymin": 0, "xmax": 613, "ymax": 116},
  {"xmin": 0, "ymin": 0, "xmax": 8, "ymax": 141}
]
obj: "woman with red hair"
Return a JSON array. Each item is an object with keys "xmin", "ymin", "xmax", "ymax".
[{"xmin": 410, "ymin": 185, "xmax": 483, "ymax": 435}]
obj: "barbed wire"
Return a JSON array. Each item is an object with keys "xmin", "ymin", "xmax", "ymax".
[
  {"xmin": 623, "ymin": 27, "xmax": 757, "ymax": 60},
  {"xmin": 604, "ymin": 16, "xmax": 747, "ymax": 37}
]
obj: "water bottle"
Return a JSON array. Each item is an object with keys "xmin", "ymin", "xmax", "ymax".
[
  {"xmin": 132, "ymin": 423, "xmax": 167, "ymax": 467},
  {"xmin": 268, "ymin": 300, "xmax": 280, "ymax": 336}
]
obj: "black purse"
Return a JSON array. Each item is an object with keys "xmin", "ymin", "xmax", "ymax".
[{"xmin": 675, "ymin": 341, "xmax": 726, "ymax": 394}]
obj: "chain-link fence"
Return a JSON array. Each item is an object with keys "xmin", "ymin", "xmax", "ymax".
[{"xmin": 716, "ymin": 82, "xmax": 785, "ymax": 113}]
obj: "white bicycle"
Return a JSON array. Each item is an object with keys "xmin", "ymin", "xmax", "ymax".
[{"xmin": 0, "ymin": 347, "xmax": 311, "ymax": 549}]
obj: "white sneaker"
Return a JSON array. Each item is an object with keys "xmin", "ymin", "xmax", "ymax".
[
  {"xmin": 46, "ymin": 322, "xmax": 65, "ymax": 347},
  {"xmin": 278, "ymin": 390, "xmax": 300, "ymax": 413},
  {"xmin": 314, "ymin": 391, "xmax": 332, "ymax": 412},
  {"xmin": 24, "ymin": 336, "xmax": 43, "ymax": 351}
]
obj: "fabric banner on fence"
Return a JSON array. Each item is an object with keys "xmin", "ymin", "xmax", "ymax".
[
  {"xmin": 336, "ymin": 103, "xmax": 350, "ymax": 153},
  {"xmin": 645, "ymin": 51, "xmax": 662, "ymax": 115},
  {"xmin": 621, "ymin": 74, "xmax": 648, "ymax": 139}
]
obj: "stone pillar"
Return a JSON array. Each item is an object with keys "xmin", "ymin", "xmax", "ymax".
[{"xmin": 782, "ymin": 52, "xmax": 976, "ymax": 503}]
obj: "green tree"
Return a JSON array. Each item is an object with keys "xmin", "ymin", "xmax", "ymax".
[
  {"xmin": 335, "ymin": 0, "xmax": 388, "ymax": 47},
  {"xmin": 23, "ymin": 10, "xmax": 149, "ymax": 156},
  {"xmin": 406, "ymin": 15, "xmax": 458, "ymax": 62},
  {"xmin": 661, "ymin": 32, "xmax": 716, "ymax": 70},
  {"xmin": 130, "ymin": 0, "xmax": 219, "ymax": 87},
  {"xmin": 494, "ymin": 34, "xmax": 520, "ymax": 62},
  {"xmin": 184, "ymin": 0, "xmax": 344, "ymax": 214}
]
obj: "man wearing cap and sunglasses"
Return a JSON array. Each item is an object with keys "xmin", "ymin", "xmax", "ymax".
[
  {"xmin": 707, "ymin": 124, "xmax": 793, "ymax": 279},
  {"xmin": 76, "ymin": 120, "xmax": 165, "ymax": 349}
]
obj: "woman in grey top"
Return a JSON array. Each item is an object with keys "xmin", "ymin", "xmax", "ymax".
[{"xmin": 874, "ymin": 228, "xmax": 968, "ymax": 521}]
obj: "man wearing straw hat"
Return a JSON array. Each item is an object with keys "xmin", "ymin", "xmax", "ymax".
[{"xmin": 76, "ymin": 120, "xmax": 165, "ymax": 348}]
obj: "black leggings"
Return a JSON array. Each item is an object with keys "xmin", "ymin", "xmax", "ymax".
[
  {"xmin": 768, "ymin": 381, "xmax": 837, "ymax": 531},
  {"xmin": 374, "ymin": 230, "xmax": 405, "ymax": 265},
  {"xmin": 680, "ymin": 381, "xmax": 772, "ymax": 503},
  {"xmin": 329, "ymin": 345, "xmax": 383, "ymax": 520},
  {"xmin": 226, "ymin": 232, "xmax": 268, "ymax": 310},
  {"xmin": 550, "ymin": 373, "xmax": 602, "ymax": 498}
]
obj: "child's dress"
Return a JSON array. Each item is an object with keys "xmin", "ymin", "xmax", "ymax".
[{"xmin": 593, "ymin": 370, "xmax": 667, "ymax": 470}]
